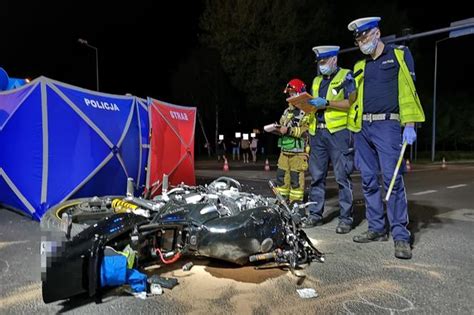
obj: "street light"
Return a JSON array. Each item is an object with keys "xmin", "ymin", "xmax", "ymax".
[
  {"xmin": 78, "ymin": 38, "xmax": 99, "ymax": 91},
  {"xmin": 431, "ymin": 37, "xmax": 449, "ymax": 162}
]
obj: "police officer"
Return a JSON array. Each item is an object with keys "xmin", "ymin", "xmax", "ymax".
[
  {"xmin": 275, "ymin": 79, "xmax": 310, "ymax": 204},
  {"xmin": 303, "ymin": 46, "xmax": 355, "ymax": 233},
  {"xmin": 347, "ymin": 17, "xmax": 425, "ymax": 259}
]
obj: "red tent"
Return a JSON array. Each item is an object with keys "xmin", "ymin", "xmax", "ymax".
[{"xmin": 146, "ymin": 98, "xmax": 196, "ymax": 197}]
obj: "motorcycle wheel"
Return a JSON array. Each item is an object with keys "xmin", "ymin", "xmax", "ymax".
[{"xmin": 40, "ymin": 195, "xmax": 125, "ymax": 237}]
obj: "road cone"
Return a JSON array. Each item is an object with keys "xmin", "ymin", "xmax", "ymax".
[
  {"xmin": 223, "ymin": 157, "xmax": 229, "ymax": 172},
  {"xmin": 441, "ymin": 157, "xmax": 447, "ymax": 170},
  {"xmin": 406, "ymin": 159, "xmax": 412, "ymax": 172},
  {"xmin": 264, "ymin": 158, "xmax": 270, "ymax": 171}
]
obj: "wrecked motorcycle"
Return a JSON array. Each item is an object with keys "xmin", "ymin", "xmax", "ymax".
[{"xmin": 41, "ymin": 177, "xmax": 324, "ymax": 303}]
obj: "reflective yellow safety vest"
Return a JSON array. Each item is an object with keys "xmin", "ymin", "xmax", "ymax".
[
  {"xmin": 308, "ymin": 68, "xmax": 350, "ymax": 135},
  {"xmin": 347, "ymin": 46, "xmax": 425, "ymax": 132},
  {"xmin": 278, "ymin": 106, "xmax": 308, "ymax": 153}
]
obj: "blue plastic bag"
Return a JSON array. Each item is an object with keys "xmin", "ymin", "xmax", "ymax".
[
  {"xmin": 100, "ymin": 254, "xmax": 127, "ymax": 287},
  {"xmin": 126, "ymin": 269, "xmax": 147, "ymax": 292}
]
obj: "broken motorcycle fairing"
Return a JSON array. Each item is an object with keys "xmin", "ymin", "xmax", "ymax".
[{"xmin": 41, "ymin": 177, "xmax": 324, "ymax": 303}]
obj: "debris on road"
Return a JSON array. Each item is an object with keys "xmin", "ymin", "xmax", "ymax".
[
  {"xmin": 148, "ymin": 275, "xmax": 178, "ymax": 289},
  {"xmin": 182, "ymin": 262, "xmax": 194, "ymax": 271},
  {"xmin": 296, "ymin": 288, "xmax": 318, "ymax": 299},
  {"xmin": 150, "ymin": 283, "xmax": 163, "ymax": 295}
]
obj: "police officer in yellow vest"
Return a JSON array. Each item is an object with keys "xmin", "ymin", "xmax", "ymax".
[
  {"xmin": 302, "ymin": 46, "xmax": 355, "ymax": 233},
  {"xmin": 347, "ymin": 17, "xmax": 425, "ymax": 259},
  {"xmin": 275, "ymin": 78, "xmax": 309, "ymax": 203}
]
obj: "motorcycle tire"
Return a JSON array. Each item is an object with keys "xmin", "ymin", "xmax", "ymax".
[{"xmin": 40, "ymin": 195, "xmax": 125, "ymax": 238}]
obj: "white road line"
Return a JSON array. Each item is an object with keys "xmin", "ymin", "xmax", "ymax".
[
  {"xmin": 446, "ymin": 184, "xmax": 467, "ymax": 189},
  {"xmin": 412, "ymin": 190, "xmax": 437, "ymax": 196}
]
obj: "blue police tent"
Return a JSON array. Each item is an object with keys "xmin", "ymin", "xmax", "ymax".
[
  {"xmin": 0, "ymin": 67, "xmax": 29, "ymax": 92},
  {"xmin": 0, "ymin": 77, "xmax": 149, "ymax": 220}
]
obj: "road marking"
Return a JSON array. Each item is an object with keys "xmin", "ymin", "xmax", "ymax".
[
  {"xmin": 435, "ymin": 208, "xmax": 474, "ymax": 222},
  {"xmin": 342, "ymin": 288, "xmax": 415, "ymax": 314},
  {"xmin": 412, "ymin": 190, "xmax": 437, "ymax": 196},
  {"xmin": 446, "ymin": 184, "xmax": 467, "ymax": 189}
]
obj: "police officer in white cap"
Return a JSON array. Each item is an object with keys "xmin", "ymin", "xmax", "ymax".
[
  {"xmin": 346, "ymin": 17, "xmax": 425, "ymax": 259},
  {"xmin": 302, "ymin": 45, "xmax": 356, "ymax": 233}
]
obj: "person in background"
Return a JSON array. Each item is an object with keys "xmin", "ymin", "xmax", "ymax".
[
  {"xmin": 241, "ymin": 137, "xmax": 250, "ymax": 163},
  {"xmin": 231, "ymin": 137, "xmax": 240, "ymax": 161},
  {"xmin": 250, "ymin": 137, "xmax": 259, "ymax": 162},
  {"xmin": 216, "ymin": 139, "xmax": 226, "ymax": 161}
]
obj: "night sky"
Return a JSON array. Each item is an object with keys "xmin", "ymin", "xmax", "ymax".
[
  {"xmin": 2, "ymin": 1, "xmax": 203, "ymax": 99},
  {"xmin": 2, "ymin": 1, "xmax": 473, "ymax": 153}
]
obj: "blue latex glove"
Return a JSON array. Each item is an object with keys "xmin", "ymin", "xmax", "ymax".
[
  {"xmin": 403, "ymin": 125, "xmax": 417, "ymax": 145},
  {"xmin": 309, "ymin": 97, "xmax": 328, "ymax": 108},
  {"xmin": 345, "ymin": 73, "xmax": 354, "ymax": 82},
  {"xmin": 344, "ymin": 73, "xmax": 356, "ymax": 94}
]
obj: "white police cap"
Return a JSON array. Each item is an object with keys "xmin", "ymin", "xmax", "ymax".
[
  {"xmin": 347, "ymin": 17, "xmax": 381, "ymax": 37},
  {"xmin": 312, "ymin": 45, "xmax": 340, "ymax": 61}
]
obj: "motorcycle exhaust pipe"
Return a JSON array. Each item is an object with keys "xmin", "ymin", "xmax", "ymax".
[{"xmin": 249, "ymin": 252, "xmax": 276, "ymax": 262}]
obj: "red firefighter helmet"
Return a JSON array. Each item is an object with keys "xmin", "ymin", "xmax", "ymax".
[{"xmin": 284, "ymin": 78, "xmax": 306, "ymax": 94}]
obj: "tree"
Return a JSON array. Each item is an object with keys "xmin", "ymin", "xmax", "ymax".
[
  {"xmin": 436, "ymin": 92, "xmax": 474, "ymax": 151},
  {"xmin": 170, "ymin": 47, "xmax": 244, "ymax": 155},
  {"xmin": 199, "ymin": 0, "xmax": 331, "ymax": 117}
]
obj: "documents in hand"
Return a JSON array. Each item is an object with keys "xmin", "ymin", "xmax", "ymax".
[
  {"xmin": 286, "ymin": 92, "xmax": 317, "ymax": 113},
  {"xmin": 264, "ymin": 123, "xmax": 282, "ymax": 135}
]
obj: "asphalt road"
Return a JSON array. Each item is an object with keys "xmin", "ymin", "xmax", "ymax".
[{"xmin": 0, "ymin": 161, "xmax": 473, "ymax": 314}]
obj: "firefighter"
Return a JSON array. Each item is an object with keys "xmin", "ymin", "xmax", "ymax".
[{"xmin": 275, "ymin": 78, "xmax": 310, "ymax": 204}]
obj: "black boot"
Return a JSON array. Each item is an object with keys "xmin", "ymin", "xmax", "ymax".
[
  {"xmin": 301, "ymin": 217, "xmax": 323, "ymax": 228},
  {"xmin": 394, "ymin": 241, "xmax": 412, "ymax": 259},
  {"xmin": 353, "ymin": 230, "xmax": 388, "ymax": 243},
  {"xmin": 336, "ymin": 221, "xmax": 352, "ymax": 234}
]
